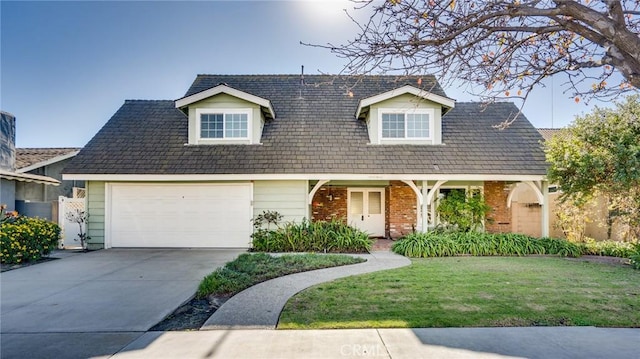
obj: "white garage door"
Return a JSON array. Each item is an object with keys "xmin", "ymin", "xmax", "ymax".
[{"xmin": 109, "ymin": 183, "xmax": 252, "ymax": 248}]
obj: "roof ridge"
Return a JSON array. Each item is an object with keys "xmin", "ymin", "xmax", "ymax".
[
  {"xmin": 17, "ymin": 147, "xmax": 81, "ymax": 150},
  {"xmin": 194, "ymin": 73, "xmax": 437, "ymax": 78},
  {"xmin": 124, "ymin": 99, "xmax": 174, "ymax": 103}
]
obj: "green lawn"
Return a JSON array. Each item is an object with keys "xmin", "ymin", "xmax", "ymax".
[
  {"xmin": 197, "ymin": 253, "xmax": 364, "ymax": 298},
  {"xmin": 278, "ymin": 257, "xmax": 640, "ymax": 329}
]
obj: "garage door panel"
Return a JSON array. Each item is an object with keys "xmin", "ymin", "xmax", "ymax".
[{"xmin": 109, "ymin": 184, "xmax": 252, "ymax": 248}]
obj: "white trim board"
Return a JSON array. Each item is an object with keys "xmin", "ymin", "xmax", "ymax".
[
  {"xmin": 64, "ymin": 173, "xmax": 546, "ymax": 182},
  {"xmin": 356, "ymin": 85, "xmax": 455, "ymax": 119},
  {"xmin": 175, "ymin": 84, "xmax": 275, "ymax": 120}
]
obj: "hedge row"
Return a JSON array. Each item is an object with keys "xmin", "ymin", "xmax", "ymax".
[
  {"xmin": 392, "ymin": 231, "xmax": 582, "ymax": 258},
  {"xmin": 1, "ymin": 215, "xmax": 60, "ymax": 264}
]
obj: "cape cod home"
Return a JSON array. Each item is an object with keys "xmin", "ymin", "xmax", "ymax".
[{"xmin": 63, "ymin": 75, "xmax": 549, "ymax": 249}]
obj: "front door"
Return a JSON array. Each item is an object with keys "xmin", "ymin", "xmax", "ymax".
[{"xmin": 348, "ymin": 188, "xmax": 385, "ymax": 237}]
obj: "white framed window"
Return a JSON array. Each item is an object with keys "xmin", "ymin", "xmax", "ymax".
[
  {"xmin": 379, "ymin": 108, "xmax": 433, "ymax": 140},
  {"xmin": 196, "ymin": 108, "xmax": 251, "ymax": 141}
]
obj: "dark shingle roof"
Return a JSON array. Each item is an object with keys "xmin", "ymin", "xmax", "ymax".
[
  {"xmin": 16, "ymin": 148, "xmax": 80, "ymax": 169},
  {"xmin": 64, "ymin": 75, "xmax": 546, "ymax": 176}
]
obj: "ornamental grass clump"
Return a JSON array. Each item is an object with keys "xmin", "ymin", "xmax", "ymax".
[
  {"xmin": 579, "ymin": 239, "xmax": 638, "ymax": 258},
  {"xmin": 251, "ymin": 212, "xmax": 372, "ymax": 253},
  {"xmin": 392, "ymin": 231, "xmax": 582, "ymax": 258},
  {"xmin": 1, "ymin": 207, "xmax": 60, "ymax": 264}
]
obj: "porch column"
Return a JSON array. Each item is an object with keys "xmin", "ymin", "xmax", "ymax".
[
  {"xmin": 541, "ymin": 180, "xmax": 549, "ymax": 237},
  {"xmin": 422, "ymin": 181, "xmax": 429, "ymax": 232}
]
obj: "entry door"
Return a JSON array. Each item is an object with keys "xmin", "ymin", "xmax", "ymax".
[{"xmin": 348, "ymin": 188, "xmax": 385, "ymax": 237}]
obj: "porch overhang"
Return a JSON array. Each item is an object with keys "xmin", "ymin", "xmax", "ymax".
[{"xmin": 63, "ymin": 173, "xmax": 547, "ymax": 182}]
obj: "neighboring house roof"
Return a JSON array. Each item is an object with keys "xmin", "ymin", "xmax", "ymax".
[
  {"xmin": 64, "ymin": 75, "xmax": 547, "ymax": 176},
  {"xmin": 16, "ymin": 148, "xmax": 81, "ymax": 172},
  {"xmin": 0, "ymin": 169, "xmax": 60, "ymax": 185},
  {"xmin": 537, "ymin": 128, "xmax": 565, "ymax": 141}
]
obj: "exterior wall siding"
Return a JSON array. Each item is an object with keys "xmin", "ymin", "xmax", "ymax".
[
  {"xmin": 253, "ymin": 180, "xmax": 307, "ymax": 224},
  {"xmin": 86, "ymin": 181, "xmax": 106, "ymax": 249},
  {"xmin": 484, "ymin": 181, "xmax": 512, "ymax": 233},
  {"xmin": 368, "ymin": 93, "xmax": 443, "ymax": 145},
  {"xmin": 0, "ymin": 178, "xmax": 16, "ymax": 211},
  {"xmin": 187, "ymin": 93, "xmax": 263, "ymax": 144}
]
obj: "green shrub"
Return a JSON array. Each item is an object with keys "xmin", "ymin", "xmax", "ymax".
[
  {"xmin": 197, "ymin": 267, "xmax": 253, "ymax": 297},
  {"xmin": 537, "ymin": 237, "xmax": 583, "ymax": 258},
  {"xmin": 580, "ymin": 239, "xmax": 638, "ymax": 258},
  {"xmin": 391, "ymin": 231, "xmax": 457, "ymax": 257},
  {"xmin": 630, "ymin": 246, "xmax": 640, "ymax": 270},
  {"xmin": 436, "ymin": 190, "xmax": 491, "ymax": 232},
  {"xmin": 1, "ymin": 214, "xmax": 60, "ymax": 264},
  {"xmin": 251, "ymin": 218, "xmax": 373, "ymax": 253},
  {"xmin": 392, "ymin": 232, "xmax": 581, "ymax": 258}
]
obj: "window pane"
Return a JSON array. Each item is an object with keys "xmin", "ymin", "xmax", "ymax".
[
  {"xmin": 201, "ymin": 113, "xmax": 223, "ymax": 138},
  {"xmin": 382, "ymin": 113, "xmax": 405, "ymax": 138},
  {"xmin": 225, "ymin": 113, "xmax": 248, "ymax": 138},
  {"xmin": 368, "ymin": 191, "xmax": 381, "ymax": 214},
  {"xmin": 350, "ymin": 192, "xmax": 364, "ymax": 215},
  {"xmin": 407, "ymin": 113, "xmax": 429, "ymax": 138}
]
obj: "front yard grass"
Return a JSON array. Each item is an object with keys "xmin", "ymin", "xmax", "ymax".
[
  {"xmin": 197, "ymin": 253, "xmax": 364, "ymax": 298},
  {"xmin": 278, "ymin": 257, "xmax": 640, "ymax": 329}
]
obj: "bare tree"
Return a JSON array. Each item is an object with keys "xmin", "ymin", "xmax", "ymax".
[{"xmin": 311, "ymin": 0, "xmax": 640, "ymax": 111}]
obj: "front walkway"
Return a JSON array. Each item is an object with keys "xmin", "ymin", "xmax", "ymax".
[{"xmin": 201, "ymin": 251, "xmax": 411, "ymax": 329}]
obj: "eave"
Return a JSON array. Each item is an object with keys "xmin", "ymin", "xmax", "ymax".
[
  {"xmin": 356, "ymin": 85, "xmax": 455, "ymax": 119},
  {"xmin": 175, "ymin": 84, "xmax": 276, "ymax": 120},
  {"xmin": 0, "ymin": 170, "xmax": 60, "ymax": 185},
  {"xmin": 63, "ymin": 173, "xmax": 546, "ymax": 182}
]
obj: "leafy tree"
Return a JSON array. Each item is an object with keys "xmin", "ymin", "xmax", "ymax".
[
  {"xmin": 545, "ymin": 94, "xmax": 640, "ymax": 240},
  {"xmin": 314, "ymin": 0, "xmax": 640, "ymax": 116}
]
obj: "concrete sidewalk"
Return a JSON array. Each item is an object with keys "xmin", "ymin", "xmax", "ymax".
[
  {"xmin": 202, "ymin": 251, "xmax": 411, "ymax": 329},
  {"xmin": 104, "ymin": 327, "xmax": 638, "ymax": 358}
]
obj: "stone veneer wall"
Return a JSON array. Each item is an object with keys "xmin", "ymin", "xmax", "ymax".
[{"xmin": 484, "ymin": 181, "xmax": 512, "ymax": 233}]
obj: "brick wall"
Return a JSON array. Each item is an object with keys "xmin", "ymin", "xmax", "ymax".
[
  {"xmin": 484, "ymin": 181, "xmax": 512, "ymax": 233},
  {"xmin": 311, "ymin": 186, "xmax": 347, "ymax": 222},
  {"xmin": 387, "ymin": 181, "xmax": 417, "ymax": 238}
]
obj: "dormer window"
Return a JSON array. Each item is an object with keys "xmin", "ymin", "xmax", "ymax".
[
  {"xmin": 176, "ymin": 84, "xmax": 275, "ymax": 145},
  {"xmin": 196, "ymin": 108, "xmax": 251, "ymax": 141},
  {"xmin": 380, "ymin": 108, "xmax": 434, "ymax": 140},
  {"xmin": 197, "ymin": 109, "xmax": 251, "ymax": 139}
]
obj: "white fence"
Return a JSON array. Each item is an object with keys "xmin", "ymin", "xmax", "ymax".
[{"xmin": 58, "ymin": 196, "xmax": 86, "ymax": 249}]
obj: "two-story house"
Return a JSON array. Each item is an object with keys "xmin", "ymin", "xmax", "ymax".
[{"xmin": 63, "ymin": 75, "xmax": 549, "ymax": 249}]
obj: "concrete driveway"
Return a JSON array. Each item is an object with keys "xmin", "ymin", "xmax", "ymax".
[{"xmin": 1, "ymin": 249, "xmax": 243, "ymax": 358}]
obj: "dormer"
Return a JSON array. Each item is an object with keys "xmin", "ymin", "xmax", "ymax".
[
  {"xmin": 356, "ymin": 85, "xmax": 455, "ymax": 145},
  {"xmin": 175, "ymin": 84, "xmax": 275, "ymax": 145}
]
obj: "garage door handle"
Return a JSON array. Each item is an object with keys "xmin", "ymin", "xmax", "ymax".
[{"xmin": 361, "ymin": 215, "xmax": 364, "ymax": 221}]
